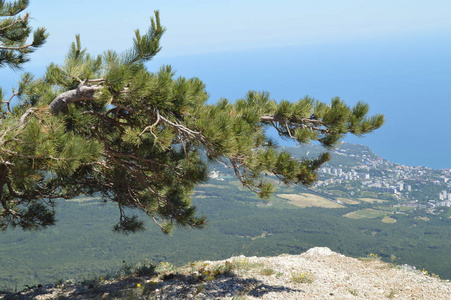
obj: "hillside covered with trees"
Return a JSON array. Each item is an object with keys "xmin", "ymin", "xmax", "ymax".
[{"xmin": 2, "ymin": 143, "xmax": 451, "ymax": 289}]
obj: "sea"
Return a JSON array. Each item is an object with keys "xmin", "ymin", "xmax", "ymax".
[{"xmin": 1, "ymin": 32, "xmax": 450, "ymax": 169}]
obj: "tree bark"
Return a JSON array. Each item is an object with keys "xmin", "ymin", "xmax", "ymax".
[{"xmin": 49, "ymin": 84, "xmax": 101, "ymax": 114}]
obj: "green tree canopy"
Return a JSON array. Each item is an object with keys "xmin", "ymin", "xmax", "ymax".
[
  {"xmin": 0, "ymin": 0, "xmax": 47, "ymax": 69},
  {"xmin": 0, "ymin": 10, "xmax": 384, "ymax": 234}
]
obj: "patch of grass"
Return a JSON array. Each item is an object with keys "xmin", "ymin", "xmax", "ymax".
[
  {"xmin": 251, "ymin": 231, "xmax": 270, "ymax": 240},
  {"xmin": 382, "ymin": 216, "xmax": 397, "ymax": 223},
  {"xmin": 139, "ymin": 281, "xmax": 160, "ymax": 296},
  {"xmin": 359, "ymin": 253, "xmax": 381, "ymax": 262},
  {"xmin": 189, "ymin": 261, "xmax": 234, "ymax": 282},
  {"xmin": 70, "ymin": 259, "xmax": 156, "ymax": 290},
  {"xmin": 421, "ymin": 268, "xmax": 441, "ymax": 279},
  {"xmin": 387, "ymin": 289, "xmax": 397, "ymax": 299},
  {"xmin": 116, "ymin": 259, "xmax": 156, "ymax": 278},
  {"xmin": 195, "ymin": 283, "xmax": 206, "ymax": 295},
  {"xmin": 325, "ymin": 189, "xmax": 348, "ymax": 196},
  {"xmin": 348, "ymin": 288, "xmax": 358, "ymax": 296},
  {"xmin": 337, "ymin": 197, "xmax": 360, "ymax": 205},
  {"xmin": 358, "ymin": 197, "xmax": 388, "ymax": 203},
  {"xmin": 343, "ymin": 209, "xmax": 390, "ymax": 219},
  {"xmin": 375, "ymin": 206, "xmax": 395, "ymax": 210},
  {"xmin": 395, "ymin": 205, "xmax": 415, "ymax": 211},
  {"xmin": 360, "ymin": 191, "xmax": 379, "ymax": 198},
  {"xmin": 290, "ymin": 271, "xmax": 314, "ymax": 284},
  {"xmin": 260, "ymin": 268, "xmax": 275, "ymax": 276},
  {"xmin": 157, "ymin": 261, "xmax": 176, "ymax": 273},
  {"xmin": 231, "ymin": 258, "xmax": 264, "ymax": 274},
  {"xmin": 211, "ymin": 262, "xmax": 234, "ymax": 278}
]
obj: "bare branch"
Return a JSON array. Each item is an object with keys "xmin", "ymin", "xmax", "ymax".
[
  {"xmin": 152, "ymin": 216, "xmax": 165, "ymax": 230},
  {"xmin": 49, "ymin": 83, "xmax": 102, "ymax": 114},
  {"xmin": 260, "ymin": 115, "xmax": 329, "ymax": 135},
  {"xmin": 157, "ymin": 111, "xmax": 206, "ymax": 142},
  {"xmin": 1, "ymin": 90, "xmax": 19, "ymax": 113},
  {"xmin": 139, "ymin": 109, "xmax": 160, "ymax": 136},
  {"xmin": 86, "ymin": 78, "xmax": 105, "ymax": 83}
]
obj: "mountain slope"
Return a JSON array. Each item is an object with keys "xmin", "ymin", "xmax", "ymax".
[{"xmin": 1, "ymin": 142, "xmax": 451, "ymax": 289}]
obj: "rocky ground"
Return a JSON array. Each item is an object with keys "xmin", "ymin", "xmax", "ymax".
[{"xmin": 2, "ymin": 247, "xmax": 451, "ymax": 299}]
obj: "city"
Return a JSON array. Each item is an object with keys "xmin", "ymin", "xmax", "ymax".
[{"xmin": 312, "ymin": 143, "xmax": 451, "ymax": 213}]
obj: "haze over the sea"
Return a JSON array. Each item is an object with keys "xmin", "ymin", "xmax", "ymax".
[
  {"xmin": 1, "ymin": 0, "xmax": 450, "ymax": 169},
  {"xmin": 152, "ymin": 34, "xmax": 451, "ymax": 170}
]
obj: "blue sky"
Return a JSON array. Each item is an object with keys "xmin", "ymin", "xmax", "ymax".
[
  {"xmin": 25, "ymin": 1, "xmax": 451, "ymax": 60},
  {"xmin": 2, "ymin": 1, "xmax": 451, "ymax": 168}
]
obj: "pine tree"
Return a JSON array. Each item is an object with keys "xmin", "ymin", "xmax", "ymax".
[
  {"xmin": 0, "ymin": 11, "xmax": 384, "ymax": 234},
  {"xmin": 0, "ymin": 0, "xmax": 47, "ymax": 69}
]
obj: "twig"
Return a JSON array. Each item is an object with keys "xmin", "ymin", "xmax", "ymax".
[{"xmin": 139, "ymin": 110, "xmax": 161, "ymax": 136}]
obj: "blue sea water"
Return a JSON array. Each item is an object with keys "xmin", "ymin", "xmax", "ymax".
[
  {"xmin": 1, "ymin": 32, "xmax": 450, "ymax": 169},
  {"xmin": 151, "ymin": 33, "xmax": 451, "ymax": 169}
]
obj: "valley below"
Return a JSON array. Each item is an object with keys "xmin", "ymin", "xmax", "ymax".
[{"xmin": 1, "ymin": 142, "xmax": 451, "ymax": 291}]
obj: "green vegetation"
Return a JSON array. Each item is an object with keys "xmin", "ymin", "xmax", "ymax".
[
  {"xmin": 0, "ymin": 4, "xmax": 383, "ymax": 234},
  {"xmin": 337, "ymin": 197, "xmax": 360, "ymax": 205},
  {"xmin": 260, "ymin": 268, "xmax": 276, "ymax": 276},
  {"xmin": 360, "ymin": 192, "xmax": 380, "ymax": 199},
  {"xmin": 0, "ymin": 0, "xmax": 48, "ymax": 69},
  {"xmin": 2, "ymin": 175, "xmax": 451, "ymax": 290},
  {"xmin": 348, "ymin": 288, "xmax": 359, "ymax": 296},
  {"xmin": 343, "ymin": 209, "xmax": 391, "ymax": 219},
  {"xmin": 387, "ymin": 289, "xmax": 398, "ymax": 299},
  {"xmin": 357, "ymin": 198, "xmax": 388, "ymax": 204},
  {"xmin": 381, "ymin": 216, "xmax": 397, "ymax": 223},
  {"xmin": 290, "ymin": 271, "xmax": 314, "ymax": 284}
]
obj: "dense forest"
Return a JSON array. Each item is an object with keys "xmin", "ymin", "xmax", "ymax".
[{"xmin": 1, "ymin": 160, "xmax": 451, "ymax": 290}]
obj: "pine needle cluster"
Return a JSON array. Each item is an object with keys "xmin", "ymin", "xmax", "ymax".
[{"xmin": 0, "ymin": 0, "xmax": 48, "ymax": 69}]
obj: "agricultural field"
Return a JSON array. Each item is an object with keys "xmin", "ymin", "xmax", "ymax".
[
  {"xmin": 382, "ymin": 216, "xmax": 397, "ymax": 223},
  {"xmin": 336, "ymin": 197, "xmax": 361, "ymax": 205},
  {"xmin": 358, "ymin": 198, "xmax": 389, "ymax": 204},
  {"xmin": 343, "ymin": 208, "xmax": 392, "ymax": 219},
  {"xmin": 276, "ymin": 193, "xmax": 345, "ymax": 208}
]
